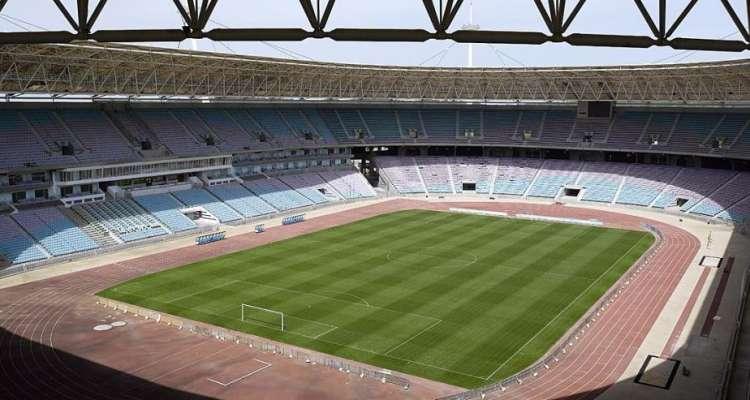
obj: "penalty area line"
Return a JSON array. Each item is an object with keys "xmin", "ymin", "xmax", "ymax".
[
  {"xmin": 314, "ymin": 325, "xmax": 338, "ymax": 339},
  {"xmin": 384, "ymin": 319, "xmax": 442, "ymax": 356},
  {"xmin": 199, "ymin": 306, "xmax": 482, "ymax": 380}
]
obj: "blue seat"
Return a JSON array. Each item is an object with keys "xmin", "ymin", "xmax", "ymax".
[
  {"xmin": 209, "ymin": 183, "xmax": 277, "ymax": 217},
  {"xmin": 134, "ymin": 194, "xmax": 197, "ymax": 232},
  {"xmin": 0, "ymin": 216, "xmax": 48, "ymax": 264},
  {"xmin": 243, "ymin": 178, "xmax": 313, "ymax": 211},
  {"xmin": 12, "ymin": 207, "xmax": 99, "ymax": 256},
  {"xmin": 172, "ymin": 188, "xmax": 243, "ymax": 223}
]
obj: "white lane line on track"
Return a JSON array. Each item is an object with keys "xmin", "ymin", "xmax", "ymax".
[
  {"xmin": 494, "ymin": 226, "xmax": 693, "ymax": 399},
  {"xmin": 207, "ymin": 359, "xmax": 272, "ymax": 387}
]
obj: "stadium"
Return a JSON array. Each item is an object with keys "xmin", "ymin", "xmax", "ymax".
[{"xmin": 1, "ymin": 1, "xmax": 750, "ymax": 399}]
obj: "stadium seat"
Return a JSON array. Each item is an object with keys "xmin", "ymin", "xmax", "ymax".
[
  {"xmin": 616, "ymin": 165, "xmax": 680, "ymax": 206},
  {"xmin": 318, "ymin": 170, "xmax": 377, "ymax": 199},
  {"xmin": 493, "ymin": 158, "xmax": 543, "ymax": 196},
  {"xmin": 579, "ymin": 162, "xmax": 629, "ymax": 203},
  {"xmin": 377, "ymin": 157, "xmax": 426, "ymax": 194},
  {"xmin": 208, "ymin": 183, "xmax": 277, "ymax": 218},
  {"xmin": 278, "ymin": 173, "xmax": 340, "ymax": 204},
  {"xmin": 12, "ymin": 207, "xmax": 99, "ymax": 256},
  {"xmin": 0, "ymin": 216, "xmax": 48, "ymax": 264},
  {"xmin": 243, "ymin": 178, "xmax": 314, "ymax": 211},
  {"xmin": 526, "ymin": 160, "xmax": 582, "ymax": 198},
  {"xmin": 74, "ymin": 200, "xmax": 168, "ymax": 242},
  {"xmin": 134, "ymin": 194, "xmax": 198, "ymax": 232},
  {"xmin": 171, "ymin": 188, "xmax": 243, "ymax": 223}
]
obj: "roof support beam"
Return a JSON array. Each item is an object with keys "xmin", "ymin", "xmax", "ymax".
[
  {"xmin": 422, "ymin": 0, "xmax": 442, "ymax": 32},
  {"xmin": 633, "ymin": 0, "xmax": 659, "ymax": 38},
  {"xmin": 52, "ymin": 0, "xmax": 80, "ymax": 31},
  {"xmin": 0, "ymin": 0, "xmax": 744, "ymax": 52},
  {"xmin": 186, "ymin": 0, "xmax": 198, "ymax": 27},
  {"xmin": 562, "ymin": 0, "xmax": 586, "ymax": 33},
  {"xmin": 441, "ymin": 0, "xmax": 464, "ymax": 32},
  {"xmin": 299, "ymin": 0, "xmax": 319, "ymax": 31},
  {"xmin": 87, "ymin": 0, "xmax": 109, "ymax": 31},
  {"xmin": 666, "ymin": 0, "xmax": 698, "ymax": 39},
  {"xmin": 172, "ymin": 0, "xmax": 218, "ymax": 36},
  {"xmin": 77, "ymin": 0, "xmax": 89, "ymax": 33},
  {"xmin": 721, "ymin": 0, "xmax": 750, "ymax": 42},
  {"xmin": 319, "ymin": 0, "xmax": 336, "ymax": 30},
  {"xmin": 172, "ymin": 0, "xmax": 192, "ymax": 27},
  {"xmin": 299, "ymin": 0, "xmax": 337, "ymax": 32},
  {"xmin": 198, "ymin": 0, "xmax": 219, "ymax": 29},
  {"xmin": 556, "ymin": 0, "xmax": 567, "ymax": 32},
  {"xmin": 533, "ymin": 0, "xmax": 568, "ymax": 39},
  {"xmin": 533, "ymin": 0, "xmax": 555, "ymax": 34},
  {"xmin": 659, "ymin": 0, "xmax": 666, "ymax": 39}
]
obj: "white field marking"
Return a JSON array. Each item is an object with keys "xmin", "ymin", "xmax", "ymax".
[
  {"xmin": 207, "ymin": 359, "xmax": 272, "ymax": 387},
  {"xmin": 235, "ymin": 279, "xmax": 440, "ymax": 323},
  {"xmin": 239, "ymin": 311, "xmax": 337, "ymax": 338},
  {"xmin": 314, "ymin": 289, "xmax": 370, "ymax": 307},
  {"xmin": 137, "ymin": 304, "xmax": 485, "ymax": 381},
  {"xmin": 314, "ymin": 325, "xmax": 339, "ymax": 339},
  {"xmin": 295, "ymin": 212, "xmax": 446, "ymax": 243},
  {"xmin": 384, "ymin": 319, "xmax": 443, "ymax": 356},
  {"xmin": 484, "ymin": 234, "xmax": 649, "ymax": 380},
  {"xmin": 307, "ymin": 331, "xmax": 488, "ymax": 380},
  {"xmin": 385, "ymin": 249, "xmax": 479, "ymax": 268},
  {"xmin": 284, "ymin": 237, "xmax": 386, "ymax": 256},
  {"xmin": 385, "ymin": 248, "xmax": 596, "ymax": 282},
  {"xmin": 164, "ymin": 280, "xmax": 240, "ymax": 304},
  {"xmin": 487, "ymin": 262, "xmax": 598, "ymax": 283}
]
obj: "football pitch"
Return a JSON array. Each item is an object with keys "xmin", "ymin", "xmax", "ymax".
[{"xmin": 99, "ymin": 210, "xmax": 654, "ymax": 388}]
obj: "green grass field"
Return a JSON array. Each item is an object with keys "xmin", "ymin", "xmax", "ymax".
[{"xmin": 99, "ymin": 210, "xmax": 653, "ymax": 388}]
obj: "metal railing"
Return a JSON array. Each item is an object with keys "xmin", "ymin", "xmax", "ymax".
[
  {"xmin": 97, "ymin": 297, "xmax": 411, "ymax": 391},
  {"xmin": 0, "ymin": 224, "xmax": 218, "ymax": 279},
  {"xmin": 0, "ymin": 194, "xmax": 384, "ymax": 279}
]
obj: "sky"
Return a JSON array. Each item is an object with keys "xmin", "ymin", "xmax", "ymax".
[{"xmin": 1, "ymin": 0, "xmax": 748, "ymax": 68}]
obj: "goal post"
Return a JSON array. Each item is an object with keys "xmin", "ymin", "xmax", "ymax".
[{"xmin": 241, "ymin": 304, "xmax": 285, "ymax": 331}]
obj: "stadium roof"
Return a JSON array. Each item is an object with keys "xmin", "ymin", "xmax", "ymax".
[
  {"xmin": 1, "ymin": 42, "xmax": 750, "ymax": 103},
  {"xmin": 2, "ymin": 0, "xmax": 750, "ymax": 54}
]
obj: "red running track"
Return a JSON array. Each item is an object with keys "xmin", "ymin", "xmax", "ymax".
[
  {"xmin": 0, "ymin": 200, "xmax": 700, "ymax": 400},
  {"xmin": 431, "ymin": 203, "xmax": 700, "ymax": 400}
]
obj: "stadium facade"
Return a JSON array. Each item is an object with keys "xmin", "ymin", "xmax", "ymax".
[{"xmin": 0, "ymin": 43, "xmax": 749, "ymax": 272}]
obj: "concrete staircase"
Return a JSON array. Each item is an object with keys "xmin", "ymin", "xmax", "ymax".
[{"xmin": 61, "ymin": 206, "xmax": 120, "ymax": 247}]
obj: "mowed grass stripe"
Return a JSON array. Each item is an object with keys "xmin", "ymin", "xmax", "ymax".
[
  {"xmin": 486, "ymin": 231, "xmax": 653, "ymax": 379},
  {"xmin": 216, "ymin": 213, "xmax": 481, "ymax": 333},
  {"xmin": 484, "ymin": 232, "xmax": 650, "ymax": 380},
  {"xmin": 121, "ymin": 210, "xmax": 432, "ymax": 298},
  {"xmin": 446, "ymin": 229, "xmax": 643, "ymax": 376},
  {"xmin": 388, "ymin": 224, "xmax": 597, "ymax": 375},
  {"xmin": 303, "ymin": 214, "xmax": 500, "ymax": 353},
  {"xmin": 99, "ymin": 210, "xmax": 653, "ymax": 388},
  {"xmin": 334, "ymin": 222, "xmax": 572, "ymax": 353}
]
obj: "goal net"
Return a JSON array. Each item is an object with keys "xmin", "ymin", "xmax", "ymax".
[{"xmin": 241, "ymin": 304, "xmax": 285, "ymax": 331}]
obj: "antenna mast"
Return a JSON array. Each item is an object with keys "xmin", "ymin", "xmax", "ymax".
[{"xmin": 461, "ymin": 1, "xmax": 480, "ymax": 67}]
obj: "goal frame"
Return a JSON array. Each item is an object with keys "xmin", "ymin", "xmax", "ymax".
[{"xmin": 241, "ymin": 304, "xmax": 285, "ymax": 331}]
